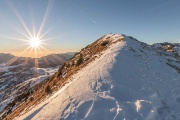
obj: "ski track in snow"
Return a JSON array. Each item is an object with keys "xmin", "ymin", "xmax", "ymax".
[{"xmin": 14, "ymin": 34, "xmax": 180, "ymax": 120}]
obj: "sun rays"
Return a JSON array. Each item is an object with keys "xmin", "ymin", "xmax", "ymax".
[
  {"xmin": 3, "ymin": 0, "xmax": 57, "ymax": 72},
  {"xmin": 5, "ymin": 0, "xmax": 56, "ymax": 59},
  {"xmin": 2, "ymin": 0, "xmax": 73, "ymax": 78}
]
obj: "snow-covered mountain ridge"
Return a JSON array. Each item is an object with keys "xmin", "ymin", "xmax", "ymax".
[{"xmin": 3, "ymin": 34, "xmax": 180, "ymax": 120}]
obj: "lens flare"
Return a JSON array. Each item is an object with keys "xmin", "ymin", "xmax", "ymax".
[{"xmin": 5, "ymin": 0, "xmax": 55, "ymax": 58}]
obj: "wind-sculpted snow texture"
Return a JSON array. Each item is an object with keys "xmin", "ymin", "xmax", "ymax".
[{"xmin": 15, "ymin": 34, "xmax": 180, "ymax": 120}]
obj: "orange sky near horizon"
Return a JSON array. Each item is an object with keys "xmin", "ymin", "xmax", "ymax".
[{"xmin": 2, "ymin": 49, "xmax": 78, "ymax": 58}]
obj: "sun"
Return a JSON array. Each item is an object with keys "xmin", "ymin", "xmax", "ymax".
[
  {"xmin": 7, "ymin": 0, "xmax": 55, "ymax": 58},
  {"xmin": 29, "ymin": 37, "xmax": 42, "ymax": 49}
]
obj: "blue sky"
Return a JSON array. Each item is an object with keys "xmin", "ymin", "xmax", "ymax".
[{"xmin": 0, "ymin": 0, "xmax": 180, "ymax": 57}]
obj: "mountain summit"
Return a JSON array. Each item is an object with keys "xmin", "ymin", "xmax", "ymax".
[{"xmin": 3, "ymin": 34, "xmax": 180, "ymax": 120}]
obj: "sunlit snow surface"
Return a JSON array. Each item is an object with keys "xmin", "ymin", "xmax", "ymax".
[{"xmin": 15, "ymin": 34, "xmax": 180, "ymax": 120}]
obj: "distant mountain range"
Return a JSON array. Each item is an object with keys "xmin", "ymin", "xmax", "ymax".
[
  {"xmin": 0, "ymin": 53, "xmax": 14, "ymax": 64},
  {"xmin": 0, "ymin": 52, "xmax": 76, "ymax": 68}
]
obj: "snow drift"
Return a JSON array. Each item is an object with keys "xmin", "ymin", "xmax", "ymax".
[{"xmin": 15, "ymin": 34, "xmax": 180, "ymax": 120}]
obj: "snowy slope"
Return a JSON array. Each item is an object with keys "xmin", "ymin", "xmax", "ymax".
[
  {"xmin": 15, "ymin": 34, "xmax": 180, "ymax": 120},
  {"xmin": 17, "ymin": 67, "xmax": 59, "ymax": 89},
  {"xmin": 0, "ymin": 66, "xmax": 59, "ymax": 115}
]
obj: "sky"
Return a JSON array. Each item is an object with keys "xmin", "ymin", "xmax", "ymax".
[{"xmin": 0, "ymin": 0, "xmax": 180, "ymax": 57}]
